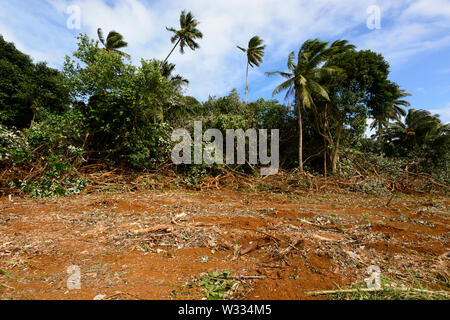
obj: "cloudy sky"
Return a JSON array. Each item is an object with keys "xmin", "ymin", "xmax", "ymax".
[{"xmin": 1, "ymin": 0, "xmax": 449, "ymax": 122}]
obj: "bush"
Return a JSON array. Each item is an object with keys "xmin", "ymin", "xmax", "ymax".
[
  {"xmin": 12, "ymin": 156, "xmax": 86, "ymax": 198},
  {"xmin": 64, "ymin": 35, "xmax": 177, "ymax": 167},
  {"xmin": 1, "ymin": 112, "xmax": 87, "ymax": 198},
  {"xmin": 25, "ymin": 110, "xmax": 86, "ymax": 160},
  {"xmin": 0, "ymin": 124, "xmax": 30, "ymax": 163},
  {"xmin": 122, "ymin": 123, "xmax": 173, "ymax": 169}
]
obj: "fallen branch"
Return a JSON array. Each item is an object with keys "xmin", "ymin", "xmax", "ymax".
[
  {"xmin": 231, "ymin": 275, "xmax": 267, "ymax": 280},
  {"xmin": 412, "ymin": 173, "xmax": 449, "ymax": 190},
  {"xmin": 297, "ymin": 219, "xmax": 345, "ymax": 233},
  {"xmin": 240, "ymin": 244, "xmax": 259, "ymax": 255},
  {"xmin": 306, "ymin": 287, "xmax": 450, "ymax": 297},
  {"xmin": 386, "ymin": 193, "xmax": 396, "ymax": 206},
  {"xmin": 104, "ymin": 291, "xmax": 144, "ymax": 300},
  {"xmin": 238, "ymin": 227, "xmax": 283, "ymax": 244}
]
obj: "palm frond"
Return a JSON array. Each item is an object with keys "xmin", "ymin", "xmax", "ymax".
[
  {"xmin": 272, "ymin": 78, "xmax": 295, "ymax": 98},
  {"xmin": 114, "ymin": 49, "xmax": 130, "ymax": 59},
  {"xmin": 265, "ymin": 71, "xmax": 292, "ymax": 79},
  {"xmin": 165, "ymin": 10, "xmax": 202, "ymax": 60},
  {"xmin": 309, "ymin": 80, "xmax": 330, "ymax": 101},
  {"xmin": 287, "ymin": 51, "xmax": 296, "ymax": 71},
  {"xmin": 97, "ymin": 28, "xmax": 106, "ymax": 46}
]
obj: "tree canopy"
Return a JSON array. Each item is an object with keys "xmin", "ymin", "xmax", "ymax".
[
  {"xmin": 0, "ymin": 30, "xmax": 448, "ymax": 197},
  {"xmin": 0, "ymin": 35, "xmax": 69, "ymax": 128}
]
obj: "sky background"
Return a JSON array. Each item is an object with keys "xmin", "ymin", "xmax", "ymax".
[{"xmin": 1, "ymin": 0, "xmax": 449, "ymax": 124}]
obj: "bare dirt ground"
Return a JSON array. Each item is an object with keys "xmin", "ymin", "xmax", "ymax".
[{"xmin": 0, "ymin": 188, "xmax": 449, "ymax": 300}]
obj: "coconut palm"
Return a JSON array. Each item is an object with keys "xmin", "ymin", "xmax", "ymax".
[
  {"xmin": 164, "ymin": 10, "xmax": 203, "ymax": 63},
  {"xmin": 153, "ymin": 62, "xmax": 190, "ymax": 124},
  {"xmin": 370, "ymin": 82, "xmax": 410, "ymax": 142},
  {"xmin": 237, "ymin": 36, "xmax": 266, "ymax": 103},
  {"xmin": 385, "ymin": 109, "xmax": 443, "ymax": 149},
  {"xmin": 97, "ymin": 28, "xmax": 130, "ymax": 58},
  {"xmin": 160, "ymin": 62, "xmax": 189, "ymax": 88},
  {"xmin": 266, "ymin": 39, "xmax": 349, "ymax": 173}
]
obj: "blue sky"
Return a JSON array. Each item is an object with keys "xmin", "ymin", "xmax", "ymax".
[{"xmin": 1, "ymin": 0, "xmax": 449, "ymax": 123}]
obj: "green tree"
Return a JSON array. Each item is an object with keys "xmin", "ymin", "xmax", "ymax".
[
  {"xmin": 385, "ymin": 109, "xmax": 449, "ymax": 181},
  {"xmin": 0, "ymin": 35, "xmax": 69, "ymax": 128},
  {"xmin": 266, "ymin": 39, "xmax": 347, "ymax": 173},
  {"xmin": 97, "ymin": 28, "xmax": 130, "ymax": 58},
  {"xmin": 160, "ymin": 62, "xmax": 189, "ymax": 88},
  {"xmin": 164, "ymin": 10, "xmax": 203, "ymax": 63},
  {"xmin": 370, "ymin": 81, "xmax": 410, "ymax": 143},
  {"xmin": 64, "ymin": 34, "xmax": 174, "ymax": 166},
  {"xmin": 203, "ymin": 89, "xmax": 243, "ymax": 115},
  {"xmin": 165, "ymin": 96, "xmax": 204, "ymax": 127},
  {"xmin": 156, "ymin": 62, "xmax": 189, "ymax": 123},
  {"xmin": 317, "ymin": 49, "xmax": 392, "ymax": 174},
  {"xmin": 385, "ymin": 109, "xmax": 443, "ymax": 150},
  {"xmin": 237, "ymin": 36, "xmax": 266, "ymax": 103}
]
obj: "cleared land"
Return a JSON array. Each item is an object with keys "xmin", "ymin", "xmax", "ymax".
[{"xmin": 0, "ymin": 188, "xmax": 449, "ymax": 300}]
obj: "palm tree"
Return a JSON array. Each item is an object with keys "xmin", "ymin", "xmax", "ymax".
[
  {"xmin": 164, "ymin": 10, "xmax": 203, "ymax": 63},
  {"xmin": 160, "ymin": 62, "xmax": 189, "ymax": 88},
  {"xmin": 385, "ymin": 109, "xmax": 442, "ymax": 149},
  {"xmin": 237, "ymin": 36, "xmax": 266, "ymax": 103},
  {"xmin": 370, "ymin": 82, "xmax": 410, "ymax": 143},
  {"xmin": 266, "ymin": 39, "xmax": 345, "ymax": 173},
  {"xmin": 97, "ymin": 28, "xmax": 130, "ymax": 58},
  {"xmin": 153, "ymin": 62, "xmax": 190, "ymax": 124}
]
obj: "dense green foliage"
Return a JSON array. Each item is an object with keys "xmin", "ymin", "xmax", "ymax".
[
  {"xmin": 0, "ymin": 35, "xmax": 69, "ymax": 128},
  {"xmin": 63, "ymin": 34, "xmax": 175, "ymax": 167},
  {"xmin": 0, "ymin": 17, "xmax": 448, "ymax": 197}
]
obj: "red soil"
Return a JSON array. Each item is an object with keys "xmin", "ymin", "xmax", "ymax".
[{"xmin": 0, "ymin": 189, "xmax": 448, "ymax": 300}]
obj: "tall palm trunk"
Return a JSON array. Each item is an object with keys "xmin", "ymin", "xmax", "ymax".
[
  {"xmin": 244, "ymin": 61, "xmax": 249, "ymax": 104},
  {"xmin": 297, "ymin": 96, "xmax": 304, "ymax": 173},
  {"xmin": 164, "ymin": 39, "xmax": 181, "ymax": 63}
]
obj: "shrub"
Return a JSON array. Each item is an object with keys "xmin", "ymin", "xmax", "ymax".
[
  {"xmin": 0, "ymin": 124, "xmax": 30, "ymax": 163},
  {"xmin": 14, "ymin": 156, "xmax": 86, "ymax": 198},
  {"xmin": 122, "ymin": 123, "xmax": 173, "ymax": 169},
  {"xmin": 1, "ymin": 112, "xmax": 87, "ymax": 197}
]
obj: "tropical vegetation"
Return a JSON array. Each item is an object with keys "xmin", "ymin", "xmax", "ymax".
[{"xmin": 0, "ymin": 10, "xmax": 448, "ymax": 197}]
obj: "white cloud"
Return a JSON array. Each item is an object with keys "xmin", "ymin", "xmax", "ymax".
[
  {"xmin": 2, "ymin": 0, "xmax": 450, "ymax": 101},
  {"xmin": 355, "ymin": 0, "xmax": 450, "ymax": 65},
  {"xmin": 430, "ymin": 104, "xmax": 450, "ymax": 124},
  {"xmin": 46, "ymin": 0, "xmax": 387, "ymax": 99},
  {"xmin": 402, "ymin": 0, "xmax": 450, "ymax": 19},
  {"xmin": 0, "ymin": 1, "xmax": 70, "ymax": 65}
]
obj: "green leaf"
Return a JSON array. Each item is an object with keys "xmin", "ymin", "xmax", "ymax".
[{"xmin": 0, "ymin": 269, "xmax": 18, "ymax": 281}]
